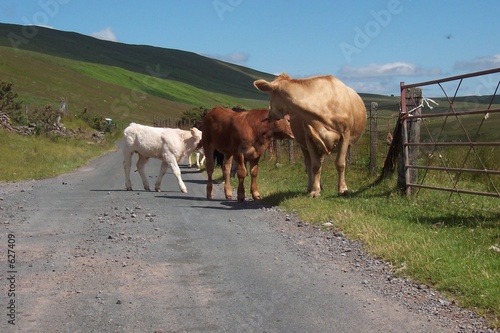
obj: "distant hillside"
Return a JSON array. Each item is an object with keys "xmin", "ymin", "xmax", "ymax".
[
  {"xmin": 0, "ymin": 23, "xmax": 275, "ymax": 101},
  {"xmin": 0, "ymin": 23, "xmax": 282, "ymax": 124}
]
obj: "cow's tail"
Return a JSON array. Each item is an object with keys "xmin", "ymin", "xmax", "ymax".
[{"xmin": 195, "ymin": 140, "xmax": 203, "ymax": 151}]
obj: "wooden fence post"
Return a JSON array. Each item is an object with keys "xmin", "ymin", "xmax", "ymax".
[
  {"xmin": 369, "ymin": 102, "xmax": 378, "ymax": 177},
  {"xmin": 398, "ymin": 87, "xmax": 422, "ymax": 194},
  {"xmin": 288, "ymin": 139, "xmax": 294, "ymax": 164},
  {"xmin": 275, "ymin": 140, "xmax": 280, "ymax": 163}
]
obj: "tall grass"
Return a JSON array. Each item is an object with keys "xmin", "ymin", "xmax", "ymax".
[{"xmin": 246, "ymin": 151, "xmax": 500, "ymax": 328}]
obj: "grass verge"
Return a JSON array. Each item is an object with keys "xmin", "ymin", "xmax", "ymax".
[{"xmin": 0, "ymin": 129, "xmax": 116, "ymax": 181}]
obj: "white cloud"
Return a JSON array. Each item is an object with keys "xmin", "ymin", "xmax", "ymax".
[
  {"xmin": 343, "ymin": 77, "xmax": 398, "ymax": 95},
  {"xmin": 91, "ymin": 27, "xmax": 117, "ymax": 42},
  {"xmin": 338, "ymin": 62, "xmax": 441, "ymax": 78},
  {"xmin": 34, "ymin": 24, "xmax": 53, "ymax": 29},
  {"xmin": 453, "ymin": 54, "xmax": 500, "ymax": 72},
  {"xmin": 205, "ymin": 52, "xmax": 250, "ymax": 65}
]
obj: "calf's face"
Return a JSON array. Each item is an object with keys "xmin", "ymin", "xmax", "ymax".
[
  {"xmin": 190, "ymin": 127, "xmax": 203, "ymax": 145},
  {"xmin": 271, "ymin": 114, "xmax": 294, "ymax": 140}
]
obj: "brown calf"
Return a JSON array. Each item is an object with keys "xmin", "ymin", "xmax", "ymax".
[{"xmin": 202, "ymin": 106, "xmax": 293, "ymax": 202}]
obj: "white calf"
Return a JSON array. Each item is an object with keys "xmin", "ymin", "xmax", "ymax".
[
  {"xmin": 188, "ymin": 148, "xmax": 206, "ymax": 170},
  {"xmin": 123, "ymin": 123, "xmax": 202, "ymax": 192}
]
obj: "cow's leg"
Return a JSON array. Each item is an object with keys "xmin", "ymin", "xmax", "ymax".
[
  {"xmin": 303, "ymin": 150, "xmax": 324, "ymax": 193},
  {"xmin": 249, "ymin": 158, "xmax": 261, "ymax": 200},
  {"xmin": 205, "ymin": 146, "xmax": 215, "ymax": 199},
  {"xmin": 136, "ymin": 154, "xmax": 151, "ymax": 191},
  {"xmin": 234, "ymin": 154, "xmax": 247, "ymax": 202},
  {"xmin": 304, "ymin": 135, "xmax": 324, "ymax": 198},
  {"xmin": 188, "ymin": 153, "xmax": 193, "ymax": 168},
  {"xmin": 223, "ymin": 155, "xmax": 234, "ymax": 200},
  {"xmin": 199, "ymin": 151, "xmax": 206, "ymax": 167},
  {"xmin": 299, "ymin": 145, "xmax": 313, "ymax": 193},
  {"xmin": 336, "ymin": 136, "xmax": 350, "ymax": 195},
  {"xmin": 195, "ymin": 152, "xmax": 202, "ymax": 169},
  {"xmin": 193, "ymin": 152, "xmax": 199, "ymax": 169},
  {"xmin": 123, "ymin": 150, "xmax": 134, "ymax": 191},
  {"xmin": 309, "ymin": 151, "xmax": 324, "ymax": 198},
  {"xmin": 154, "ymin": 161, "xmax": 169, "ymax": 192},
  {"xmin": 161, "ymin": 153, "xmax": 187, "ymax": 193}
]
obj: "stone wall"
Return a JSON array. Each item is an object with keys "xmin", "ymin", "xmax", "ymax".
[{"xmin": 0, "ymin": 112, "xmax": 104, "ymax": 142}]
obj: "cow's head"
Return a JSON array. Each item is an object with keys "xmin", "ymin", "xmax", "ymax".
[
  {"xmin": 190, "ymin": 127, "xmax": 203, "ymax": 144},
  {"xmin": 254, "ymin": 73, "xmax": 292, "ymax": 120},
  {"xmin": 269, "ymin": 114, "xmax": 294, "ymax": 140}
]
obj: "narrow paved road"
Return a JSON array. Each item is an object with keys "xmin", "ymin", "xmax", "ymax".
[{"xmin": 0, "ymin": 146, "xmax": 477, "ymax": 332}]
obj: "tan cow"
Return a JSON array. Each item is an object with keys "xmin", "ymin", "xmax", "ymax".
[{"xmin": 254, "ymin": 73, "xmax": 366, "ymax": 197}]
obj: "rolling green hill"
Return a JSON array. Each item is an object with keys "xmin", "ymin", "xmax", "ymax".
[
  {"xmin": 0, "ymin": 23, "xmax": 278, "ymax": 125},
  {"xmin": 0, "ymin": 23, "xmax": 275, "ymax": 100}
]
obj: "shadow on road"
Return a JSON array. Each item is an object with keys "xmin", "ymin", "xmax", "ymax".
[{"xmin": 154, "ymin": 194, "xmax": 265, "ymax": 210}]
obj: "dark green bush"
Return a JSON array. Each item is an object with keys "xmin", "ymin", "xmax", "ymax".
[{"xmin": 0, "ymin": 81, "xmax": 23, "ymax": 123}]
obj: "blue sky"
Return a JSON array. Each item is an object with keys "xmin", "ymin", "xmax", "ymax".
[{"xmin": 1, "ymin": 0, "xmax": 499, "ymax": 96}]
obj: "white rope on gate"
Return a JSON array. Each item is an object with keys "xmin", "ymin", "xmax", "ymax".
[{"xmin": 407, "ymin": 96, "xmax": 439, "ymax": 114}]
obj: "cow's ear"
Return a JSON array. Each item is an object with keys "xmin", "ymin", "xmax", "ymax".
[{"xmin": 253, "ymin": 79, "xmax": 273, "ymax": 92}]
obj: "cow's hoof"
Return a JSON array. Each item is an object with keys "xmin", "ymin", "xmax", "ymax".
[
  {"xmin": 237, "ymin": 197, "xmax": 245, "ymax": 203},
  {"xmin": 181, "ymin": 188, "xmax": 187, "ymax": 193},
  {"xmin": 309, "ymin": 191, "xmax": 321, "ymax": 198},
  {"xmin": 338, "ymin": 190, "xmax": 350, "ymax": 197},
  {"xmin": 126, "ymin": 187, "xmax": 132, "ymax": 191},
  {"xmin": 155, "ymin": 188, "xmax": 161, "ymax": 192}
]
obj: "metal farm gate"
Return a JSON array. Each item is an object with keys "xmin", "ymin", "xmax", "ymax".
[{"xmin": 382, "ymin": 68, "xmax": 500, "ymax": 203}]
